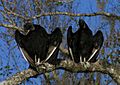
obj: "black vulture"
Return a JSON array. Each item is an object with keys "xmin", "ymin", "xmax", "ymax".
[
  {"xmin": 15, "ymin": 23, "xmax": 62, "ymax": 70},
  {"xmin": 67, "ymin": 19, "xmax": 104, "ymax": 64}
]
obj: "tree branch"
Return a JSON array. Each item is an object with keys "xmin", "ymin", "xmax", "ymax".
[
  {"xmin": 0, "ymin": 12, "xmax": 120, "ymax": 31},
  {"xmin": 1, "ymin": 59, "xmax": 120, "ymax": 85},
  {"xmin": 0, "ymin": 11, "xmax": 120, "ymax": 21},
  {"xmin": 0, "ymin": 0, "xmax": 26, "ymax": 20},
  {"xmin": 30, "ymin": 12, "xmax": 120, "ymax": 20},
  {"xmin": 59, "ymin": 45, "xmax": 69, "ymax": 56},
  {"xmin": 0, "ymin": 23, "xmax": 23, "ymax": 31}
]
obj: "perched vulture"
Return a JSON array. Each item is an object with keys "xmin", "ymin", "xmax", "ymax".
[
  {"xmin": 15, "ymin": 23, "xmax": 62, "ymax": 70},
  {"xmin": 67, "ymin": 19, "xmax": 104, "ymax": 63}
]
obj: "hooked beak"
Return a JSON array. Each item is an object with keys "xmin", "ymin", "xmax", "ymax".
[{"xmin": 20, "ymin": 28, "xmax": 30, "ymax": 35}]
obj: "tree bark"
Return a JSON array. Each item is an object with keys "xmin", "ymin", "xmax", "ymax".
[{"xmin": 1, "ymin": 59, "xmax": 120, "ymax": 85}]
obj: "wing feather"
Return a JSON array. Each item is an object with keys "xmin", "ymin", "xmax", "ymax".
[
  {"xmin": 87, "ymin": 30, "xmax": 104, "ymax": 62},
  {"xmin": 19, "ymin": 46, "xmax": 35, "ymax": 67}
]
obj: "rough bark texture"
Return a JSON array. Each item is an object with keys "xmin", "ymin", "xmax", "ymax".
[{"xmin": 1, "ymin": 59, "xmax": 120, "ymax": 85}]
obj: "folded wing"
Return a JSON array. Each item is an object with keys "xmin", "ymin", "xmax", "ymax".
[
  {"xmin": 87, "ymin": 30, "xmax": 104, "ymax": 62},
  {"xmin": 46, "ymin": 28, "xmax": 62, "ymax": 65}
]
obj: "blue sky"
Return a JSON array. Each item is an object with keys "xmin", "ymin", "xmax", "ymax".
[{"xmin": 0, "ymin": 0, "xmax": 119, "ymax": 85}]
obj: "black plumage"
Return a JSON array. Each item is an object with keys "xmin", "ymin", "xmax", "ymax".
[
  {"xmin": 15, "ymin": 23, "xmax": 62, "ymax": 69},
  {"xmin": 88, "ymin": 30, "xmax": 104, "ymax": 62},
  {"xmin": 67, "ymin": 19, "xmax": 104, "ymax": 63},
  {"xmin": 47, "ymin": 27, "xmax": 63, "ymax": 65}
]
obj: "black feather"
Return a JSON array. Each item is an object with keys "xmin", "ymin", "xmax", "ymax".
[
  {"xmin": 67, "ymin": 19, "xmax": 104, "ymax": 63},
  {"xmin": 88, "ymin": 30, "xmax": 104, "ymax": 62},
  {"xmin": 15, "ymin": 23, "xmax": 62, "ymax": 70},
  {"xmin": 45, "ymin": 27, "xmax": 62, "ymax": 65}
]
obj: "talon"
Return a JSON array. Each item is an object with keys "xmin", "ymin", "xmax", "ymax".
[
  {"xmin": 83, "ymin": 62, "xmax": 90, "ymax": 68},
  {"xmin": 86, "ymin": 62, "xmax": 90, "ymax": 68}
]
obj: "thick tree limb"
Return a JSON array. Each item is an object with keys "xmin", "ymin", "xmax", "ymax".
[
  {"xmin": 59, "ymin": 45, "xmax": 69, "ymax": 56},
  {"xmin": 0, "ymin": 69, "xmax": 38, "ymax": 85},
  {"xmin": 0, "ymin": 45, "xmax": 119, "ymax": 85},
  {"xmin": 1, "ymin": 59, "xmax": 120, "ymax": 85}
]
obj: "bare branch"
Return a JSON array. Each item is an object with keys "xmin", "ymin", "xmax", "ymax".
[
  {"xmin": 0, "ymin": 0, "xmax": 26, "ymax": 20},
  {"xmin": 0, "ymin": 12, "xmax": 120, "ymax": 30},
  {"xmin": 1, "ymin": 60, "xmax": 120, "ymax": 85},
  {"xmin": 59, "ymin": 45, "xmax": 69, "ymax": 56},
  {"xmin": 30, "ymin": 12, "xmax": 120, "ymax": 20},
  {"xmin": 0, "ymin": 69, "xmax": 38, "ymax": 85},
  {"xmin": 0, "ymin": 23, "xmax": 23, "ymax": 31}
]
